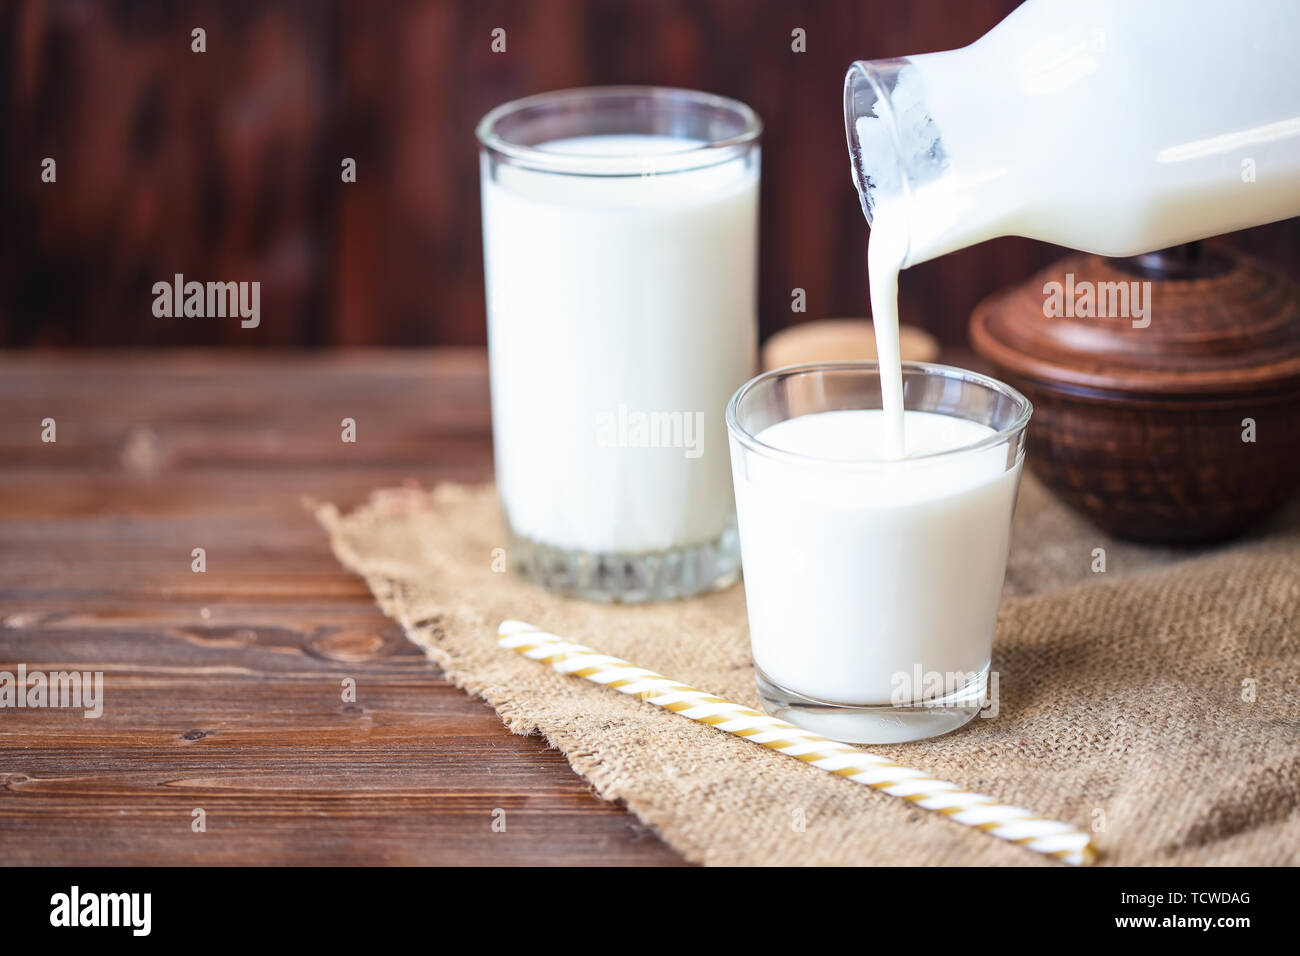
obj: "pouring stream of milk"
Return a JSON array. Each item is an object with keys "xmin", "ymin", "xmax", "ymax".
[{"xmin": 866, "ymin": 201, "xmax": 909, "ymax": 460}]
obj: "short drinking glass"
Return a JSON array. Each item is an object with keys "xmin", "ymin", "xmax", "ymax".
[{"xmin": 726, "ymin": 361, "xmax": 1031, "ymax": 744}]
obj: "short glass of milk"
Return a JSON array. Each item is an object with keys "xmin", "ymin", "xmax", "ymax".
[
  {"xmin": 726, "ymin": 362, "xmax": 1031, "ymax": 744},
  {"xmin": 477, "ymin": 87, "xmax": 761, "ymax": 602}
]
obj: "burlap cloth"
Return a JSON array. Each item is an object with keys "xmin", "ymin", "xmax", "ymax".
[{"xmin": 316, "ymin": 475, "xmax": 1300, "ymax": 865}]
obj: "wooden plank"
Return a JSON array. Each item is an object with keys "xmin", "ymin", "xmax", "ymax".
[{"xmin": 0, "ymin": 350, "xmax": 686, "ymax": 865}]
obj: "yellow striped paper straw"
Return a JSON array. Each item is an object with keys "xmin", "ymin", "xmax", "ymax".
[{"xmin": 498, "ymin": 620, "xmax": 1095, "ymax": 865}]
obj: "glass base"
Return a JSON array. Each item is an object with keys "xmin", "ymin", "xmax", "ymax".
[
  {"xmin": 755, "ymin": 665, "xmax": 989, "ymax": 744},
  {"xmin": 507, "ymin": 521, "xmax": 741, "ymax": 603}
]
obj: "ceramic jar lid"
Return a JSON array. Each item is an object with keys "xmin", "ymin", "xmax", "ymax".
[{"xmin": 970, "ymin": 245, "xmax": 1300, "ymax": 396}]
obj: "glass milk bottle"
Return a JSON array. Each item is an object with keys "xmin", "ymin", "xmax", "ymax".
[
  {"xmin": 845, "ymin": 0, "xmax": 1300, "ymax": 266},
  {"xmin": 477, "ymin": 88, "xmax": 761, "ymax": 602}
]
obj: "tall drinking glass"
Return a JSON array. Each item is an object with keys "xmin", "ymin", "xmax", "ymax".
[{"xmin": 478, "ymin": 87, "xmax": 761, "ymax": 602}]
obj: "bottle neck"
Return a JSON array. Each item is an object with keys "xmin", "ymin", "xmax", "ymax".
[
  {"xmin": 844, "ymin": 59, "xmax": 919, "ymax": 230},
  {"xmin": 845, "ymin": 48, "xmax": 1016, "ymax": 269}
]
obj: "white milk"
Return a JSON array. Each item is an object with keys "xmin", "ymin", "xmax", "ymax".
[
  {"xmin": 482, "ymin": 135, "xmax": 758, "ymax": 553},
  {"xmin": 866, "ymin": 209, "xmax": 908, "ymax": 459},
  {"xmin": 734, "ymin": 409, "xmax": 1020, "ymax": 706},
  {"xmin": 857, "ymin": 0, "xmax": 1300, "ymax": 452}
]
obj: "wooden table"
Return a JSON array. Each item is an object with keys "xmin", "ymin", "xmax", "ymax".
[{"xmin": 0, "ymin": 350, "xmax": 685, "ymax": 865}]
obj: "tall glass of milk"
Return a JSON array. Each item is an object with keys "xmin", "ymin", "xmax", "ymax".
[
  {"xmin": 726, "ymin": 362, "xmax": 1031, "ymax": 744},
  {"xmin": 477, "ymin": 88, "xmax": 761, "ymax": 602}
]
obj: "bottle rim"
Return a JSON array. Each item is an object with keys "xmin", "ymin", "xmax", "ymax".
[{"xmin": 844, "ymin": 59, "xmax": 918, "ymax": 265}]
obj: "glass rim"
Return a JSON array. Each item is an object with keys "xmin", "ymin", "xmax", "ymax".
[
  {"xmin": 725, "ymin": 360, "xmax": 1033, "ymax": 467},
  {"xmin": 475, "ymin": 85, "xmax": 763, "ymax": 177}
]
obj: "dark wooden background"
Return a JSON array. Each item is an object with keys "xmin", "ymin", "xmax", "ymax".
[{"xmin": 3, "ymin": 0, "xmax": 1299, "ymax": 349}]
